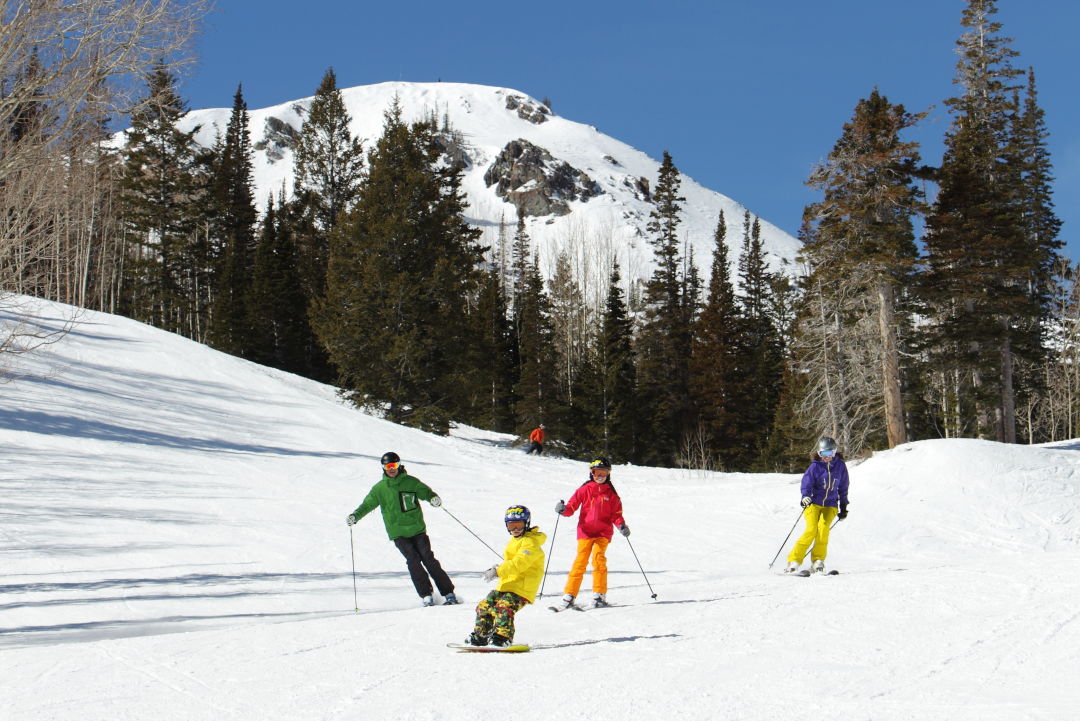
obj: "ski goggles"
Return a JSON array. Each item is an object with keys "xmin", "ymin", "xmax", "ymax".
[
  {"xmin": 820, "ymin": 450, "xmax": 835, "ymax": 458},
  {"xmin": 505, "ymin": 520, "xmax": 526, "ymax": 533},
  {"xmin": 383, "ymin": 461, "xmax": 401, "ymax": 472}
]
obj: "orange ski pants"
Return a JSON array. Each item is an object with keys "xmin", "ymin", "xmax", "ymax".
[{"xmin": 563, "ymin": 537, "xmax": 610, "ymax": 596}]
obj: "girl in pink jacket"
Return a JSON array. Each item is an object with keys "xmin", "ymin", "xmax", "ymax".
[{"xmin": 553, "ymin": 457, "xmax": 629, "ymax": 609}]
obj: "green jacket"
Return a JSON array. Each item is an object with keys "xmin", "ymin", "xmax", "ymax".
[{"xmin": 351, "ymin": 469, "xmax": 438, "ymax": 540}]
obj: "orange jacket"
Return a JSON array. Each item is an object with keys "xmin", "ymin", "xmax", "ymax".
[{"xmin": 529, "ymin": 427, "xmax": 545, "ymax": 443}]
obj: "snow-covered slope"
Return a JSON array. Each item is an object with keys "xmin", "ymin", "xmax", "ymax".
[
  {"xmin": 2, "ymin": 299, "xmax": 1079, "ymax": 720},
  {"xmin": 176, "ymin": 81, "xmax": 800, "ymax": 295}
]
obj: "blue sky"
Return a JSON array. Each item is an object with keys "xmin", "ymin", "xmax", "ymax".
[{"xmin": 181, "ymin": 1, "xmax": 1079, "ymax": 260}]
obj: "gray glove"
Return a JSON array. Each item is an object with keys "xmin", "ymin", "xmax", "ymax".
[
  {"xmin": 346, "ymin": 513, "xmax": 357, "ymax": 526},
  {"xmin": 801, "ymin": 497, "xmax": 812, "ymax": 508},
  {"xmin": 429, "ymin": 495, "xmax": 442, "ymax": 508},
  {"xmin": 618, "ymin": 523, "xmax": 630, "ymax": 537},
  {"xmin": 482, "ymin": 565, "xmax": 499, "ymax": 583},
  {"xmin": 555, "ymin": 499, "xmax": 566, "ymax": 514}
]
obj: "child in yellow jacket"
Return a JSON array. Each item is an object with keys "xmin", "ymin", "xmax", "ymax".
[{"xmin": 466, "ymin": 505, "xmax": 547, "ymax": 647}]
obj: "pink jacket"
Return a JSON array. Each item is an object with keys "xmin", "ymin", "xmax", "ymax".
[{"xmin": 561, "ymin": 480, "xmax": 625, "ymax": 540}]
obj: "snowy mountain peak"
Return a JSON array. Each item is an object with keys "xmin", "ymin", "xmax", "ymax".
[{"xmin": 177, "ymin": 81, "xmax": 801, "ymax": 288}]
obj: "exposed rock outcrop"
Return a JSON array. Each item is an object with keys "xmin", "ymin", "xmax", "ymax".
[
  {"xmin": 253, "ymin": 116, "xmax": 298, "ymax": 163},
  {"xmin": 504, "ymin": 95, "xmax": 550, "ymax": 125},
  {"xmin": 483, "ymin": 139, "xmax": 602, "ymax": 217}
]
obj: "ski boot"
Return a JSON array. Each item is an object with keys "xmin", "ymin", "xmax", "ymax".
[
  {"xmin": 443, "ymin": 593, "xmax": 461, "ymax": 605},
  {"xmin": 785, "ymin": 561, "xmax": 799, "ymax": 574},
  {"xmin": 811, "ymin": 560, "xmax": 825, "ymax": 574},
  {"xmin": 421, "ymin": 595, "xmax": 434, "ymax": 607},
  {"xmin": 558, "ymin": 593, "xmax": 576, "ymax": 610},
  {"xmin": 592, "ymin": 593, "xmax": 610, "ymax": 608},
  {"xmin": 465, "ymin": 632, "xmax": 488, "ymax": 647}
]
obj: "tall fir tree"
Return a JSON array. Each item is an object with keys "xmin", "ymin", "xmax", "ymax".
[
  {"xmin": 590, "ymin": 261, "xmax": 639, "ymax": 463},
  {"xmin": 118, "ymin": 62, "xmax": 201, "ymax": 333},
  {"xmin": 314, "ymin": 101, "xmax": 484, "ymax": 433},
  {"xmin": 802, "ymin": 89, "xmax": 924, "ymax": 450},
  {"xmin": 635, "ymin": 151, "xmax": 695, "ymax": 466},
  {"xmin": 249, "ymin": 196, "xmax": 307, "ymax": 374},
  {"xmin": 689, "ymin": 212, "xmax": 753, "ymax": 469},
  {"xmin": 293, "ymin": 68, "xmax": 364, "ymax": 234},
  {"xmin": 207, "ymin": 85, "xmax": 259, "ymax": 358},
  {"xmin": 918, "ymin": 0, "xmax": 1042, "ymax": 443},
  {"xmin": 736, "ymin": 213, "xmax": 784, "ymax": 468}
]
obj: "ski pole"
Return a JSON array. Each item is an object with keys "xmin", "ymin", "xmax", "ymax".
[
  {"xmin": 441, "ymin": 506, "xmax": 502, "ymax": 559},
  {"xmin": 349, "ymin": 525, "xmax": 359, "ymax": 612},
  {"xmin": 768, "ymin": 507, "xmax": 806, "ymax": 569},
  {"xmin": 624, "ymin": 535, "xmax": 657, "ymax": 600},
  {"xmin": 537, "ymin": 511, "xmax": 561, "ymax": 599}
]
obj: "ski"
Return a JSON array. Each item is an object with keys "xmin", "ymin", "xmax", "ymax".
[
  {"xmin": 788, "ymin": 569, "xmax": 840, "ymax": 577},
  {"xmin": 547, "ymin": 603, "xmax": 585, "ymax": 613},
  {"xmin": 447, "ymin": 642, "xmax": 530, "ymax": 653}
]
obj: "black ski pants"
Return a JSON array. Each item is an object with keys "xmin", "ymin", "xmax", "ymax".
[{"xmin": 393, "ymin": 532, "xmax": 454, "ymax": 598}]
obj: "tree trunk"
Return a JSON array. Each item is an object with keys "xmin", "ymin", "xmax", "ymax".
[
  {"xmin": 877, "ymin": 280, "xmax": 907, "ymax": 447},
  {"xmin": 1000, "ymin": 328, "xmax": 1016, "ymax": 443}
]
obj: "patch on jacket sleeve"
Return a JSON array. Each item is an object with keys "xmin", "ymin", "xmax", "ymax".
[{"xmin": 521, "ymin": 550, "xmax": 532, "ymax": 555}]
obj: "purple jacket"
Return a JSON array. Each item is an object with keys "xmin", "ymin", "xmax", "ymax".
[{"xmin": 800, "ymin": 457, "xmax": 850, "ymax": 508}]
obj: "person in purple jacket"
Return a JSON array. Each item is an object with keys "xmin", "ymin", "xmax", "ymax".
[{"xmin": 785, "ymin": 436, "xmax": 850, "ymax": 574}]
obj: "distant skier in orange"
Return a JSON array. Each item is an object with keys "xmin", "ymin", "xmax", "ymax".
[{"xmin": 526, "ymin": 424, "xmax": 545, "ymax": 455}]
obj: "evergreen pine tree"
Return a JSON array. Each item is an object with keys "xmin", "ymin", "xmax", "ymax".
[
  {"xmin": 591, "ymin": 261, "xmax": 638, "ymax": 463},
  {"xmin": 736, "ymin": 213, "xmax": 784, "ymax": 468},
  {"xmin": 293, "ymin": 68, "xmax": 364, "ymax": 234},
  {"xmin": 919, "ymin": 0, "xmax": 1037, "ymax": 442},
  {"xmin": 249, "ymin": 196, "xmax": 307, "ymax": 373},
  {"xmin": 689, "ymin": 212, "xmax": 751, "ymax": 469},
  {"xmin": 207, "ymin": 85, "xmax": 259, "ymax": 358},
  {"xmin": 314, "ymin": 101, "xmax": 484, "ymax": 433},
  {"xmin": 118, "ymin": 61, "xmax": 201, "ymax": 332},
  {"xmin": 801, "ymin": 89, "xmax": 924, "ymax": 450},
  {"xmin": 636, "ymin": 151, "xmax": 694, "ymax": 466}
]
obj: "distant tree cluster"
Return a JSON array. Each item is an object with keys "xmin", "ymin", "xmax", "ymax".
[{"xmin": 2, "ymin": 0, "xmax": 1075, "ymax": 469}]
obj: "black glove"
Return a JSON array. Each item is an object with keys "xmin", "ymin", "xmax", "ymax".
[
  {"xmin": 801, "ymin": 496, "xmax": 812, "ymax": 508},
  {"xmin": 346, "ymin": 513, "xmax": 357, "ymax": 526},
  {"xmin": 838, "ymin": 503, "xmax": 848, "ymax": 520},
  {"xmin": 618, "ymin": 523, "xmax": 630, "ymax": 537},
  {"xmin": 555, "ymin": 500, "xmax": 566, "ymax": 514}
]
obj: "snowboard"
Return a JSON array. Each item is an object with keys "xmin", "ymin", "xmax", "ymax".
[{"xmin": 447, "ymin": 642, "xmax": 530, "ymax": 653}]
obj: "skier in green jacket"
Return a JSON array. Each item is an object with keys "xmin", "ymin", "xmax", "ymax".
[{"xmin": 347, "ymin": 451, "xmax": 460, "ymax": 606}]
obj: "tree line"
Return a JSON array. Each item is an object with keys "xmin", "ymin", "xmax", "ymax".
[{"xmin": 2, "ymin": 0, "xmax": 1076, "ymax": 470}]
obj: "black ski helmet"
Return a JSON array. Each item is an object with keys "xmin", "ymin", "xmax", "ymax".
[
  {"xmin": 381, "ymin": 451, "xmax": 401, "ymax": 466},
  {"xmin": 589, "ymin": 456, "xmax": 612, "ymax": 471}
]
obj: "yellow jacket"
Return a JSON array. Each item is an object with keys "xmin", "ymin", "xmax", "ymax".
[{"xmin": 496, "ymin": 527, "xmax": 547, "ymax": 603}]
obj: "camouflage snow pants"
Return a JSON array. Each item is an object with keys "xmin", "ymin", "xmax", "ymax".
[{"xmin": 473, "ymin": 590, "xmax": 528, "ymax": 642}]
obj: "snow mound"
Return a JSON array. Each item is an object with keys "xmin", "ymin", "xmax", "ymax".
[{"xmin": 1, "ymin": 298, "xmax": 1078, "ymax": 721}]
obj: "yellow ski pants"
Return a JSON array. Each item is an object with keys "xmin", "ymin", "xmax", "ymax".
[
  {"xmin": 563, "ymin": 537, "xmax": 610, "ymax": 596},
  {"xmin": 787, "ymin": 504, "xmax": 839, "ymax": 564}
]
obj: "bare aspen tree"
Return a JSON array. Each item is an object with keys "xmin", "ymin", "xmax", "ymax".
[{"xmin": 0, "ymin": 0, "xmax": 210, "ymax": 365}]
